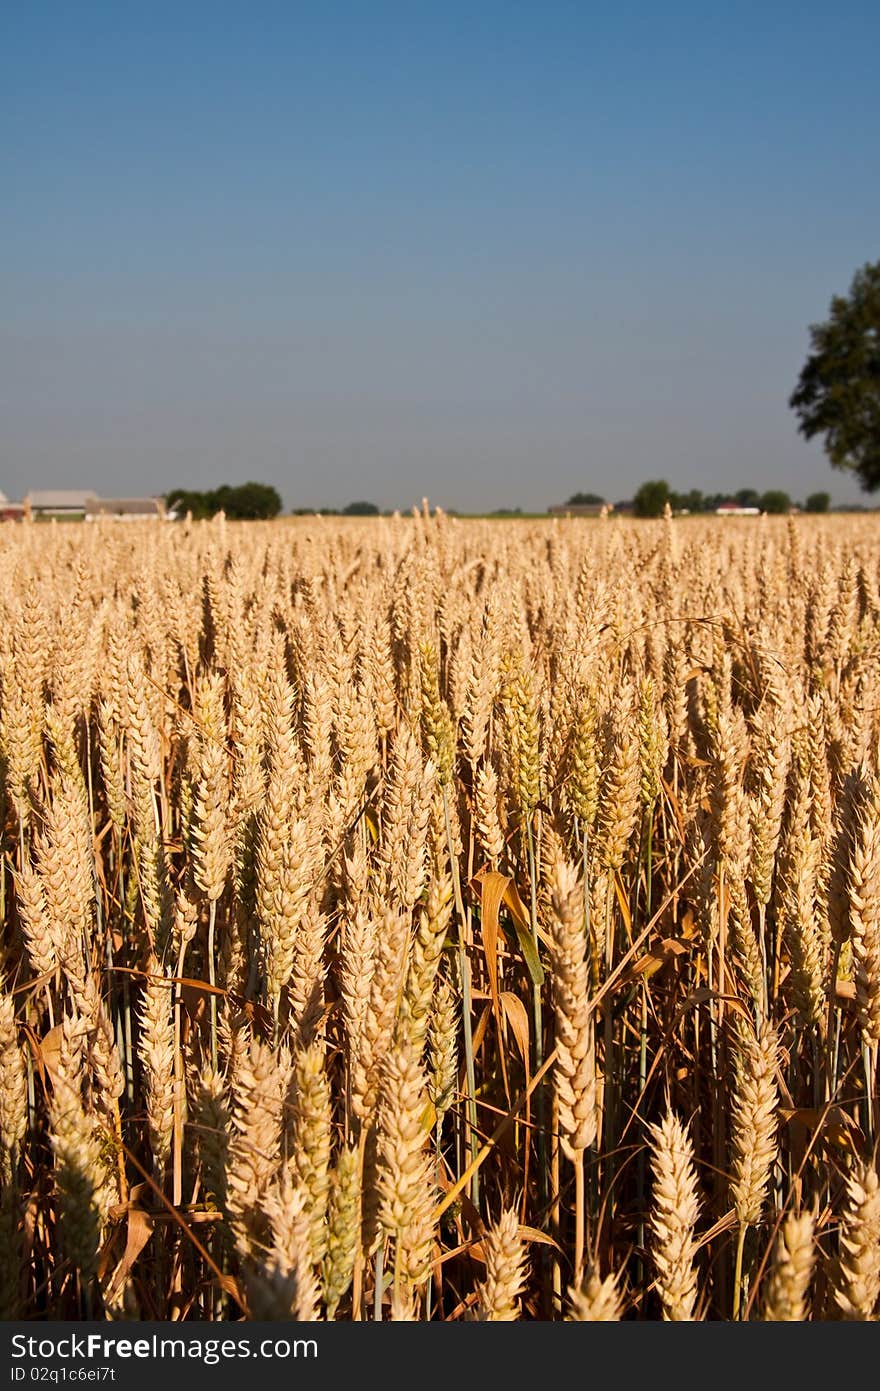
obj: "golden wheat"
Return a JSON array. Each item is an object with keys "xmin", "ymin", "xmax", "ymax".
[{"xmin": 0, "ymin": 512, "xmax": 878, "ymax": 1319}]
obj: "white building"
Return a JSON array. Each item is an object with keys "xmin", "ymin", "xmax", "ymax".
[
  {"xmin": 25, "ymin": 490, "xmax": 99, "ymax": 517},
  {"xmin": 22, "ymin": 490, "xmax": 171, "ymax": 520},
  {"xmin": 85, "ymin": 497, "xmax": 167, "ymax": 520}
]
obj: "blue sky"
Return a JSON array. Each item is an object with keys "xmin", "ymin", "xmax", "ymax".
[{"xmin": 3, "ymin": 1, "xmax": 879, "ymax": 511}]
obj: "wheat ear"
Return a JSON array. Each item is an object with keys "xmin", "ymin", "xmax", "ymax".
[
  {"xmin": 648, "ymin": 1107, "xmax": 701, "ymax": 1320},
  {"xmin": 763, "ymin": 1211, "xmax": 815, "ymax": 1320},
  {"xmin": 474, "ymin": 1208, "xmax": 528, "ymax": 1320},
  {"xmin": 834, "ymin": 1161, "xmax": 880, "ymax": 1319}
]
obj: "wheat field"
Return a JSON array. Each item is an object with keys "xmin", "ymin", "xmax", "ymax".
[{"xmin": 1, "ymin": 508, "xmax": 880, "ymax": 1322}]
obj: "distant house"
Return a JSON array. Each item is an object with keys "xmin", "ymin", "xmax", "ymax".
[
  {"xmin": 85, "ymin": 497, "xmax": 167, "ymax": 521},
  {"xmin": 21, "ymin": 490, "xmax": 170, "ymax": 520},
  {"xmin": 548, "ymin": 502, "xmax": 612, "ymax": 517},
  {"xmin": 25, "ymin": 489, "xmax": 99, "ymax": 518},
  {"xmin": 715, "ymin": 503, "xmax": 761, "ymax": 516}
]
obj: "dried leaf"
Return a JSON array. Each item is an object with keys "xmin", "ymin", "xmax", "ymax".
[
  {"xmin": 780, "ymin": 1104, "xmax": 863, "ymax": 1156},
  {"xmin": 104, "ymin": 1207, "xmax": 154, "ymax": 1301},
  {"xmin": 471, "ymin": 868, "xmax": 544, "ymax": 986},
  {"xmin": 621, "ymin": 937, "xmax": 688, "ymax": 984},
  {"xmin": 500, "ymin": 991, "xmax": 530, "ymax": 1078},
  {"xmin": 471, "ymin": 1002, "xmax": 492, "ymax": 1060},
  {"xmin": 37, "ymin": 1023, "xmax": 64, "ymax": 1087},
  {"xmin": 517, "ymin": 1224, "xmax": 562, "ymax": 1251},
  {"xmin": 364, "ymin": 807, "xmax": 380, "ymax": 844}
]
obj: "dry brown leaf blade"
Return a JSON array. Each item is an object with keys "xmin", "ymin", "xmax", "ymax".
[
  {"xmin": 471, "ymin": 868, "xmax": 545, "ymax": 986},
  {"xmin": 500, "ymin": 991, "xmax": 531, "ymax": 1080},
  {"xmin": 104, "ymin": 1207, "xmax": 154, "ymax": 1302}
]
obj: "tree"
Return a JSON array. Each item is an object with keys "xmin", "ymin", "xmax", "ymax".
[
  {"xmin": 701, "ymin": 493, "xmax": 725, "ymax": 512},
  {"xmin": 670, "ymin": 488, "xmax": 704, "ymax": 513},
  {"xmin": 735, "ymin": 488, "xmax": 761, "ymax": 508},
  {"xmin": 681, "ymin": 489, "xmax": 705, "ymax": 513},
  {"xmin": 789, "ymin": 260, "xmax": 880, "ymax": 490},
  {"xmin": 805, "ymin": 490, "xmax": 830, "ymax": 513},
  {"xmin": 760, "ymin": 490, "xmax": 792, "ymax": 514},
  {"xmin": 566, "ymin": 491, "xmax": 605, "ymax": 506},
  {"xmin": 342, "ymin": 501, "xmax": 380, "ymax": 516},
  {"xmin": 165, "ymin": 488, "xmax": 214, "ymax": 519},
  {"xmin": 222, "ymin": 482, "xmax": 282, "ymax": 519},
  {"xmin": 633, "ymin": 479, "xmax": 671, "ymax": 518},
  {"xmin": 165, "ymin": 481, "xmax": 281, "ymax": 520}
]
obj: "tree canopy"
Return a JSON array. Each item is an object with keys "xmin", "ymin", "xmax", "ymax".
[
  {"xmin": 165, "ymin": 481, "xmax": 282, "ymax": 520},
  {"xmin": 734, "ymin": 488, "xmax": 761, "ymax": 508},
  {"xmin": 805, "ymin": 491, "xmax": 830, "ymax": 513},
  {"xmin": 565, "ymin": 491, "xmax": 605, "ymax": 506},
  {"xmin": 789, "ymin": 260, "xmax": 880, "ymax": 490},
  {"xmin": 668, "ymin": 488, "xmax": 705, "ymax": 513},
  {"xmin": 633, "ymin": 479, "xmax": 670, "ymax": 517},
  {"xmin": 759, "ymin": 489, "xmax": 791, "ymax": 515}
]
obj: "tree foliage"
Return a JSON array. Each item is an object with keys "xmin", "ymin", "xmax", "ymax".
[
  {"xmin": 760, "ymin": 490, "xmax": 792, "ymax": 515},
  {"xmin": 565, "ymin": 491, "xmax": 605, "ymax": 506},
  {"xmin": 805, "ymin": 491, "xmax": 831, "ymax": 513},
  {"xmin": 165, "ymin": 481, "xmax": 282, "ymax": 520},
  {"xmin": 668, "ymin": 488, "xmax": 705, "ymax": 513},
  {"xmin": 633, "ymin": 479, "xmax": 670, "ymax": 517},
  {"xmin": 789, "ymin": 260, "xmax": 880, "ymax": 490},
  {"xmin": 734, "ymin": 488, "xmax": 761, "ymax": 508}
]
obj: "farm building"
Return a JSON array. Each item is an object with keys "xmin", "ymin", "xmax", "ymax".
[
  {"xmin": 547, "ymin": 502, "xmax": 611, "ymax": 517},
  {"xmin": 85, "ymin": 497, "xmax": 167, "ymax": 520},
  {"xmin": 17, "ymin": 491, "xmax": 171, "ymax": 520},
  {"xmin": 0, "ymin": 490, "xmax": 24, "ymax": 521},
  {"xmin": 25, "ymin": 489, "xmax": 99, "ymax": 518}
]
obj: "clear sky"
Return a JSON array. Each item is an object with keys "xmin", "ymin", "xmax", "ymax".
[{"xmin": 3, "ymin": 1, "xmax": 879, "ymax": 512}]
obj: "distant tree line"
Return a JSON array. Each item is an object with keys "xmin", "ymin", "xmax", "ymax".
[
  {"xmin": 630, "ymin": 482, "xmax": 831, "ymax": 517},
  {"xmin": 565, "ymin": 492, "xmax": 606, "ymax": 506},
  {"xmin": 166, "ymin": 481, "xmax": 282, "ymax": 520},
  {"xmin": 565, "ymin": 486, "xmax": 832, "ymax": 518},
  {"xmin": 290, "ymin": 501, "xmax": 382, "ymax": 516}
]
